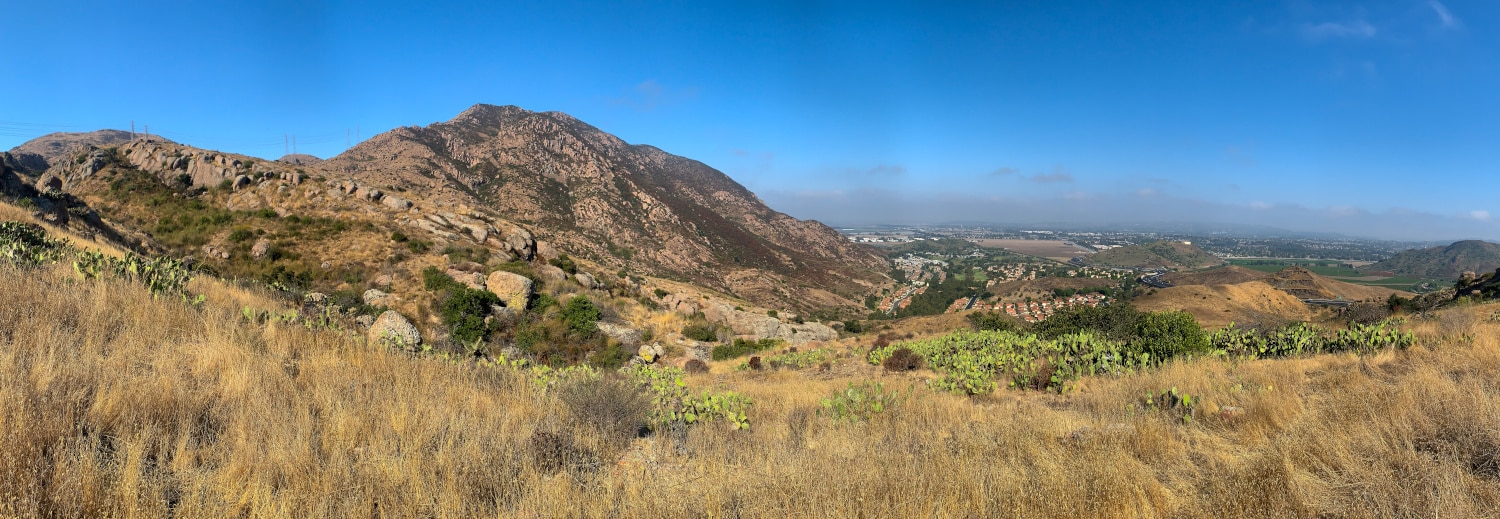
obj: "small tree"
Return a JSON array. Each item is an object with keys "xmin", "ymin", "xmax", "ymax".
[{"xmin": 561, "ymin": 295, "xmax": 602, "ymax": 338}]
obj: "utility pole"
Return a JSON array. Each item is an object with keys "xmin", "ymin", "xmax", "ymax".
[
  {"xmin": 143, "ymin": 125, "xmax": 148, "ymax": 138},
  {"xmin": 131, "ymin": 120, "xmax": 135, "ymax": 138},
  {"xmin": 346, "ymin": 128, "xmax": 350, "ymax": 147},
  {"xmin": 284, "ymin": 134, "xmax": 288, "ymax": 156}
]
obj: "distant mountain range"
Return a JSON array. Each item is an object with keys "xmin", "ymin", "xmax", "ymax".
[{"xmin": 1366, "ymin": 240, "xmax": 1500, "ymax": 279}]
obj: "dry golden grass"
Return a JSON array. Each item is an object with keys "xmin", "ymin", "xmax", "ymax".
[{"xmin": 3, "ymin": 256, "xmax": 1500, "ymax": 517}]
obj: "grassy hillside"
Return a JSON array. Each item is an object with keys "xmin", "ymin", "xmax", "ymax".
[
  {"xmin": 4, "ymin": 218, "xmax": 1500, "ymax": 516},
  {"xmin": 1369, "ymin": 240, "xmax": 1500, "ymax": 279},
  {"xmin": 1090, "ymin": 240, "xmax": 1223, "ymax": 270}
]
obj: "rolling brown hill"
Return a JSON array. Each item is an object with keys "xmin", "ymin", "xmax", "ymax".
[
  {"xmin": 1132, "ymin": 280, "xmax": 1314, "ymax": 329},
  {"xmin": 1263, "ymin": 266, "xmax": 1407, "ymax": 301},
  {"xmin": 1161, "ymin": 265, "xmax": 1270, "ymax": 286}
]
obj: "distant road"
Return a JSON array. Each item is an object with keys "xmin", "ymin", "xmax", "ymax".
[{"xmin": 1139, "ymin": 272, "xmax": 1172, "ymax": 288}]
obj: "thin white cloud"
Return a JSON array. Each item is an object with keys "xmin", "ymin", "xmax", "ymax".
[
  {"xmin": 608, "ymin": 79, "xmax": 699, "ymax": 111},
  {"xmin": 1302, "ymin": 20, "xmax": 1377, "ymax": 39},
  {"xmin": 989, "ymin": 167, "xmax": 1019, "ymax": 177},
  {"xmin": 1429, "ymin": 1, "xmax": 1461, "ymax": 29},
  {"xmin": 1465, "ymin": 210, "xmax": 1490, "ymax": 221},
  {"xmin": 862, "ymin": 164, "xmax": 905, "ymax": 176},
  {"xmin": 1028, "ymin": 172, "xmax": 1073, "ymax": 184},
  {"xmin": 1134, "ymin": 188, "xmax": 1157, "ymax": 197}
]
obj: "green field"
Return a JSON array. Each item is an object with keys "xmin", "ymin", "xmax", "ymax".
[
  {"xmin": 1228, "ymin": 259, "xmax": 1363, "ymax": 277},
  {"xmin": 1228, "ymin": 259, "xmax": 1446, "ymax": 293}
]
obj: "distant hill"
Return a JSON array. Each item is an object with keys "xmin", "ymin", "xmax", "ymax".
[
  {"xmin": 277, "ymin": 154, "xmax": 323, "ymax": 166},
  {"xmin": 6, "ymin": 130, "xmax": 139, "ymax": 174},
  {"xmin": 1161, "ymin": 265, "xmax": 1270, "ymax": 286},
  {"xmin": 1087, "ymin": 240, "xmax": 1222, "ymax": 270},
  {"xmin": 1367, "ymin": 240, "xmax": 1500, "ymax": 279}
]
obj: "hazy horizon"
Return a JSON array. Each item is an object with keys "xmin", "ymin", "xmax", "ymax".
[{"xmin": 4, "ymin": 1, "xmax": 1496, "ymax": 242}]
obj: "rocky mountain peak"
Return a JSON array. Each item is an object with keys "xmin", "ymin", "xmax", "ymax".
[{"xmin": 320, "ymin": 105, "xmax": 888, "ymax": 312}]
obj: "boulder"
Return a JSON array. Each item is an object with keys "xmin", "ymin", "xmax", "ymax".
[
  {"xmin": 35, "ymin": 173, "xmax": 63, "ymax": 192},
  {"xmin": 373, "ymin": 274, "xmax": 393, "ymax": 287},
  {"xmin": 382, "ymin": 194, "xmax": 413, "ymax": 210},
  {"xmin": 250, "ymin": 238, "xmax": 271, "ymax": 259},
  {"xmin": 681, "ymin": 341, "xmax": 713, "ymax": 363},
  {"xmin": 636, "ymin": 343, "xmax": 664, "ymax": 364},
  {"xmin": 505, "ymin": 228, "xmax": 535, "ymax": 260},
  {"xmin": 232, "ymin": 175, "xmax": 251, "ymax": 191},
  {"xmin": 368, "ymin": 311, "xmax": 421, "ymax": 348},
  {"xmin": 486, "ymin": 270, "xmax": 534, "ymax": 310},
  {"xmin": 446, "ymin": 269, "xmax": 487, "ymax": 290},
  {"xmin": 201, "ymin": 244, "xmax": 230, "ymax": 260},
  {"xmin": 535, "ymin": 240, "xmax": 558, "ymax": 261},
  {"xmin": 537, "ymin": 264, "xmax": 569, "ymax": 283},
  {"xmin": 596, "ymin": 321, "xmax": 643, "ymax": 347},
  {"xmin": 362, "ymin": 289, "xmax": 391, "ymax": 306},
  {"xmin": 487, "ymin": 305, "xmax": 519, "ymax": 329},
  {"xmin": 574, "ymin": 272, "xmax": 599, "ymax": 289}
]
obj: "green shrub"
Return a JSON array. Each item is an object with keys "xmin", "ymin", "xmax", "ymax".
[
  {"xmin": 1132, "ymin": 311, "xmax": 1209, "ymax": 359},
  {"xmin": 550, "ymin": 253, "xmax": 577, "ymax": 274},
  {"xmin": 682, "ymin": 323, "xmax": 719, "ymax": 342},
  {"xmin": 561, "ymin": 295, "xmax": 602, "ymax": 338},
  {"xmin": 819, "ymin": 380, "xmax": 905, "ymax": 422},
  {"xmin": 390, "ymin": 231, "xmax": 408, "ymax": 243},
  {"xmin": 711, "ymin": 338, "xmax": 780, "ymax": 361},
  {"xmin": 530, "ymin": 293, "xmax": 558, "ymax": 312},
  {"xmin": 653, "ymin": 288, "xmax": 669, "ymax": 299},
  {"xmin": 423, "ymin": 266, "xmax": 500, "ymax": 345},
  {"xmin": 967, "ymin": 311, "xmax": 1020, "ymax": 332}
]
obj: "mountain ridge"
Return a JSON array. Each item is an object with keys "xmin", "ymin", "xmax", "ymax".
[
  {"xmin": 5, "ymin": 104, "xmax": 889, "ymax": 314},
  {"xmin": 1367, "ymin": 240, "xmax": 1500, "ymax": 279}
]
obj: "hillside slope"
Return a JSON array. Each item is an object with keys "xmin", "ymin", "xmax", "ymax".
[
  {"xmin": 1132, "ymin": 280, "xmax": 1314, "ymax": 329},
  {"xmin": 4, "ymin": 233, "xmax": 1499, "ymax": 516},
  {"xmin": 319, "ymin": 104, "xmax": 888, "ymax": 311},
  {"xmin": 1368, "ymin": 240, "xmax": 1500, "ymax": 279},
  {"xmin": 5, "ymin": 105, "xmax": 889, "ymax": 314},
  {"xmin": 1264, "ymin": 266, "xmax": 1408, "ymax": 301},
  {"xmin": 1162, "ymin": 265, "xmax": 1271, "ymax": 286},
  {"xmin": 1089, "ymin": 240, "xmax": 1222, "ymax": 270}
]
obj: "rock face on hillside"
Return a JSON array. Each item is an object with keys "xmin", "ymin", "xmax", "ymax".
[
  {"xmin": 5, "ymin": 130, "xmax": 136, "ymax": 174},
  {"xmin": 1368, "ymin": 240, "xmax": 1500, "ymax": 280},
  {"xmin": 320, "ymin": 104, "xmax": 888, "ymax": 312}
]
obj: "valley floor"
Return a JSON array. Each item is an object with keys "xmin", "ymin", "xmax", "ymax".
[{"xmin": 3, "ymin": 260, "xmax": 1500, "ymax": 517}]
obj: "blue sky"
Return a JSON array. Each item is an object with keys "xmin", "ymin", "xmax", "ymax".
[{"xmin": 3, "ymin": 1, "xmax": 1497, "ymax": 240}]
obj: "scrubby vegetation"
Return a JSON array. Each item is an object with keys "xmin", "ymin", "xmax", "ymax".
[{"xmin": 5, "ymin": 218, "xmax": 1500, "ymax": 517}]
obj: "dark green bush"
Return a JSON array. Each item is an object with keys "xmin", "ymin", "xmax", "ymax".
[
  {"xmin": 561, "ymin": 295, "xmax": 601, "ymax": 338},
  {"xmin": 550, "ymin": 253, "xmax": 577, "ymax": 274},
  {"xmin": 227, "ymin": 228, "xmax": 254, "ymax": 243},
  {"xmin": 711, "ymin": 338, "xmax": 780, "ymax": 361},
  {"xmin": 967, "ymin": 311, "xmax": 1020, "ymax": 332},
  {"xmin": 682, "ymin": 323, "xmax": 719, "ymax": 342}
]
